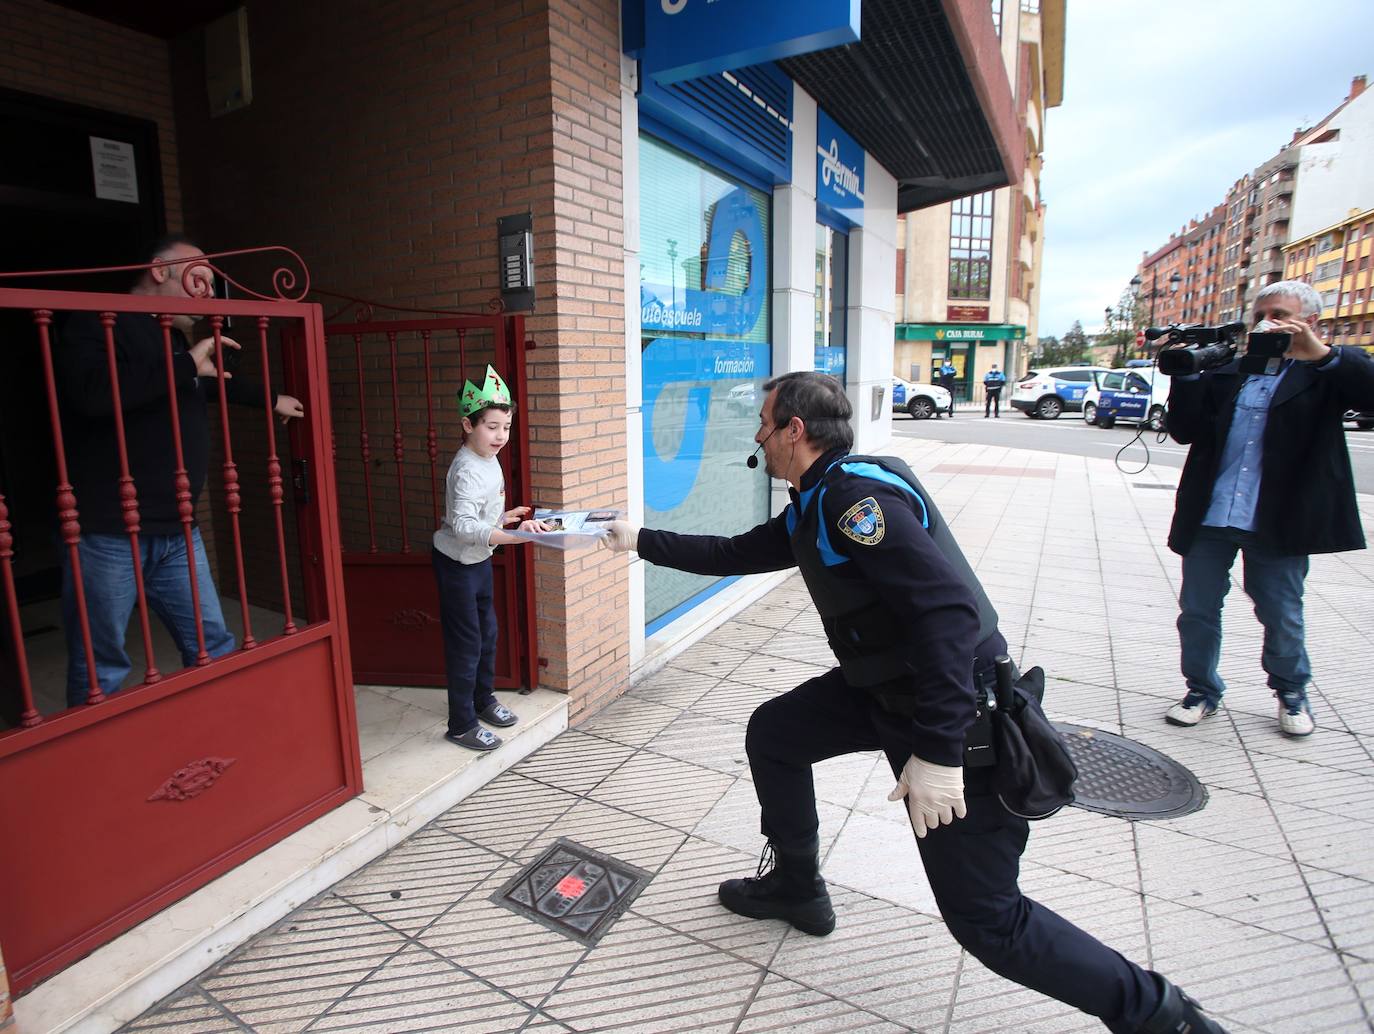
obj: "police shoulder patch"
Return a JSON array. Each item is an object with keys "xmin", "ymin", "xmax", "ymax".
[{"xmin": 838, "ymin": 496, "xmax": 885, "ymax": 545}]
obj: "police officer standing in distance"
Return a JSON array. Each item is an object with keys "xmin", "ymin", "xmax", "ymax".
[{"xmin": 602, "ymin": 371, "xmax": 1227, "ymax": 1034}]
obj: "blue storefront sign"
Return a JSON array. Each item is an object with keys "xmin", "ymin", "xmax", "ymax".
[
  {"xmin": 816, "ymin": 108, "xmax": 864, "ymax": 226},
  {"xmin": 642, "ymin": 0, "xmax": 861, "ymax": 84}
]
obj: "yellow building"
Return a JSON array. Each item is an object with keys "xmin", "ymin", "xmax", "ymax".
[
  {"xmin": 1283, "ymin": 206, "xmax": 1374, "ymax": 353},
  {"xmin": 893, "ymin": 0, "xmax": 1064, "ymax": 401}
]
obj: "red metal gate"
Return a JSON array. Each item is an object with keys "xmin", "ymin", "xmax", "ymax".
[
  {"xmin": 0, "ymin": 250, "xmax": 359, "ymax": 995},
  {"xmin": 290, "ymin": 309, "xmax": 538, "ymax": 690}
]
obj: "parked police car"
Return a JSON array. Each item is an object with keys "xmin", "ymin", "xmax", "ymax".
[
  {"xmin": 1010, "ymin": 365, "xmax": 1110, "ymax": 419},
  {"xmin": 893, "ymin": 377, "xmax": 952, "ymax": 420},
  {"xmin": 1090, "ymin": 366, "xmax": 1170, "ymax": 430}
]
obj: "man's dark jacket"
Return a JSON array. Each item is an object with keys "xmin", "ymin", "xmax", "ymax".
[
  {"xmin": 1166, "ymin": 346, "xmax": 1374, "ymax": 557},
  {"xmin": 58, "ymin": 312, "xmax": 273, "ymax": 535}
]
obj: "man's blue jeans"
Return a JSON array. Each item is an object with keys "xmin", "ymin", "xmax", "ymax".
[
  {"xmin": 1177, "ymin": 526, "xmax": 1310, "ymax": 708},
  {"xmin": 61, "ymin": 528, "xmax": 236, "ymax": 705}
]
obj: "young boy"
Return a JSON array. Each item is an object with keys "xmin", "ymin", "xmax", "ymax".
[{"xmin": 431, "ymin": 364, "xmax": 545, "ymax": 750}]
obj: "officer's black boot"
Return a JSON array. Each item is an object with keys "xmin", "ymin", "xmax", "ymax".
[
  {"xmin": 1137, "ymin": 973, "xmax": 1229, "ymax": 1033},
  {"xmin": 718, "ymin": 840, "xmax": 835, "ymax": 936}
]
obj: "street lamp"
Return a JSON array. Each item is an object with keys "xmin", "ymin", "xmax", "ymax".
[{"xmin": 1129, "ymin": 270, "xmax": 1183, "ymax": 327}]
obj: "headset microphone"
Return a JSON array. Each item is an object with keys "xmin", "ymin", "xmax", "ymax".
[{"xmin": 746, "ymin": 427, "xmax": 780, "ymax": 469}]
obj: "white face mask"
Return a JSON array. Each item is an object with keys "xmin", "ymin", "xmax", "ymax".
[{"xmin": 1254, "ymin": 319, "xmax": 1282, "ymax": 333}]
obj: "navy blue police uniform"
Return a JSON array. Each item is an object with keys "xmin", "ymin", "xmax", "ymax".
[{"xmin": 637, "ymin": 448, "xmax": 1163, "ymax": 1032}]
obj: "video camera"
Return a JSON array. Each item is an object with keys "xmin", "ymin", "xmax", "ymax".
[{"xmin": 1151, "ymin": 321, "xmax": 1290, "ymax": 377}]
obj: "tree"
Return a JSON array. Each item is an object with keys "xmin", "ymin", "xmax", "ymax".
[
  {"xmin": 1035, "ymin": 323, "xmax": 1089, "ymax": 366},
  {"xmin": 1102, "ymin": 288, "xmax": 1150, "ymax": 366}
]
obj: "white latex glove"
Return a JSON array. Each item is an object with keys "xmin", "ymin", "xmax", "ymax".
[
  {"xmin": 887, "ymin": 755, "xmax": 966, "ymax": 838},
  {"xmin": 601, "ymin": 520, "xmax": 640, "ymax": 554}
]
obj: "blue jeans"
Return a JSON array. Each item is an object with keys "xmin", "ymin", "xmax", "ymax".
[
  {"xmin": 61, "ymin": 528, "xmax": 236, "ymax": 705},
  {"xmin": 1177, "ymin": 526, "xmax": 1310, "ymax": 708},
  {"xmin": 431, "ymin": 550, "xmax": 498, "ymax": 736}
]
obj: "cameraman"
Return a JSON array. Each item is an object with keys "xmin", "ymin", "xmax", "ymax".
[{"xmin": 1163, "ymin": 281, "xmax": 1374, "ymax": 737}]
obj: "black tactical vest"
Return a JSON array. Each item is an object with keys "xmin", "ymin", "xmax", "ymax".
[{"xmin": 789, "ymin": 454, "xmax": 999, "ymax": 692}]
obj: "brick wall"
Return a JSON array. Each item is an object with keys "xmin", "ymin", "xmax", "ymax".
[
  {"xmin": 169, "ymin": 0, "xmax": 629, "ymax": 711},
  {"xmin": 0, "ymin": 0, "xmax": 183, "ymax": 232}
]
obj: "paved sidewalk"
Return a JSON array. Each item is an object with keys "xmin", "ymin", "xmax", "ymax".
[{"xmin": 123, "ymin": 439, "xmax": 1374, "ymax": 1034}]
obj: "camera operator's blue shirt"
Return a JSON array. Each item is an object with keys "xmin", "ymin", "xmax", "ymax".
[
  {"xmin": 1203, "ymin": 362, "xmax": 1291, "ymax": 530},
  {"xmin": 1201, "ymin": 354, "xmax": 1339, "ymax": 530}
]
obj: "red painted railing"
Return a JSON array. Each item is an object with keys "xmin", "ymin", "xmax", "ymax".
[
  {"xmin": 0, "ymin": 248, "xmax": 317, "ymax": 730},
  {"xmin": 0, "ymin": 248, "xmax": 363, "ymax": 996}
]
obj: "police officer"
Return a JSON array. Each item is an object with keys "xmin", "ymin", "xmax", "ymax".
[
  {"xmin": 937, "ymin": 359, "xmax": 958, "ymax": 417},
  {"xmin": 983, "ymin": 363, "xmax": 1007, "ymax": 417},
  {"xmin": 603, "ymin": 371, "xmax": 1227, "ymax": 1034}
]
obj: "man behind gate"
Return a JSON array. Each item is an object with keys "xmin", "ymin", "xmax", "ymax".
[{"xmin": 603, "ymin": 371, "xmax": 1228, "ymax": 1033}]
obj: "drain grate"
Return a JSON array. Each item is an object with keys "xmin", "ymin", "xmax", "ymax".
[
  {"xmin": 1054, "ymin": 724, "xmax": 1207, "ymax": 820},
  {"xmin": 1132, "ymin": 483, "xmax": 1178, "ymax": 491},
  {"xmin": 491, "ymin": 839, "xmax": 652, "ymax": 946}
]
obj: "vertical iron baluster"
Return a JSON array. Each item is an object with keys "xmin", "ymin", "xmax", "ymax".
[
  {"xmin": 421, "ymin": 329, "xmax": 439, "ymax": 529},
  {"xmin": 34, "ymin": 310, "xmax": 102, "ymax": 703},
  {"xmin": 353, "ymin": 333, "xmax": 378, "ymax": 553},
  {"xmin": 258, "ymin": 316, "xmax": 297, "ymax": 635},
  {"xmin": 387, "ymin": 331, "xmax": 409, "ymax": 553},
  {"xmin": 160, "ymin": 315, "xmax": 209, "ymax": 665},
  {"xmin": 0, "ymin": 493, "xmax": 41, "ymax": 726},
  {"xmin": 100, "ymin": 312, "xmax": 160, "ymax": 685},
  {"xmin": 210, "ymin": 317, "xmax": 254, "ymax": 648},
  {"xmin": 457, "ymin": 327, "xmax": 468, "ymax": 381}
]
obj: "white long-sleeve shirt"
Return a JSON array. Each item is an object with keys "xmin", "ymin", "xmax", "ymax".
[{"xmin": 432, "ymin": 445, "xmax": 505, "ymax": 564}]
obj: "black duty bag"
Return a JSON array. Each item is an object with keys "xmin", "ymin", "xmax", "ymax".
[{"xmin": 990, "ymin": 661, "xmax": 1078, "ymax": 820}]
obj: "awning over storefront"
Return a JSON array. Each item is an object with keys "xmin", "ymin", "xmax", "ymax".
[
  {"xmin": 779, "ymin": 0, "xmax": 1022, "ymax": 213},
  {"xmin": 897, "ymin": 323, "xmax": 1026, "ymax": 341}
]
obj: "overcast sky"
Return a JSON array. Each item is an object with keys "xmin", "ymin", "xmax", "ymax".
[{"xmin": 1039, "ymin": 0, "xmax": 1374, "ymax": 338}]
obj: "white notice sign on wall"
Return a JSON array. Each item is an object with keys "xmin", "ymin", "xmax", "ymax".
[{"xmin": 89, "ymin": 136, "xmax": 138, "ymax": 203}]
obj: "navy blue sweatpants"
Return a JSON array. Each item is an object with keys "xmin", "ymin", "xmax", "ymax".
[{"xmin": 431, "ymin": 550, "xmax": 498, "ymax": 736}]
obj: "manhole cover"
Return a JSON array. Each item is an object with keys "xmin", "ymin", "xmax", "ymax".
[
  {"xmin": 491, "ymin": 839, "xmax": 652, "ymax": 946},
  {"xmin": 1054, "ymin": 724, "xmax": 1207, "ymax": 820}
]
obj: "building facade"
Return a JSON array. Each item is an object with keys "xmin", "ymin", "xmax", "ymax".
[
  {"xmin": 1289, "ymin": 77, "xmax": 1372, "ymax": 243},
  {"xmin": 1284, "ymin": 206, "xmax": 1374, "ymax": 352},
  {"xmin": 1135, "ymin": 204, "xmax": 1224, "ymax": 331},
  {"xmin": 1138, "ymin": 75, "xmax": 1368, "ymax": 331},
  {"xmin": 893, "ymin": 0, "xmax": 1064, "ymax": 399},
  {"xmin": 0, "ymin": 0, "xmax": 1028, "ymax": 1001}
]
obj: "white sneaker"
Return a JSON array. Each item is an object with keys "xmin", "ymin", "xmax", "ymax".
[
  {"xmin": 1278, "ymin": 699, "xmax": 1315, "ymax": 737},
  {"xmin": 1165, "ymin": 694, "xmax": 1218, "ymax": 727}
]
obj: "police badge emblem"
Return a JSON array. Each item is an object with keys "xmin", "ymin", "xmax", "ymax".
[{"xmin": 838, "ymin": 496, "xmax": 885, "ymax": 545}]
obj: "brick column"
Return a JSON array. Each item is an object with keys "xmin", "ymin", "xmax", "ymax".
[{"xmin": 531, "ymin": 0, "xmax": 631, "ymax": 721}]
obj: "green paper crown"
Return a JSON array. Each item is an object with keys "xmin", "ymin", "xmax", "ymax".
[{"xmin": 459, "ymin": 364, "xmax": 512, "ymax": 417}]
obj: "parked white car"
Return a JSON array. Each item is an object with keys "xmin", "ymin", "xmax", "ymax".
[
  {"xmin": 892, "ymin": 377, "xmax": 952, "ymax": 420},
  {"xmin": 1010, "ymin": 365, "xmax": 1110, "ymax": 419}
]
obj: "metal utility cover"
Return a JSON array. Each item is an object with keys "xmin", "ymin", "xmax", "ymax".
[
  {"xmin": 491, "ymin": 839, "xmax": 652, "ymax": 947},
  {"xmin": 1055, "ymin": 724, "xmax": 1207, "ymax": 820}
]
